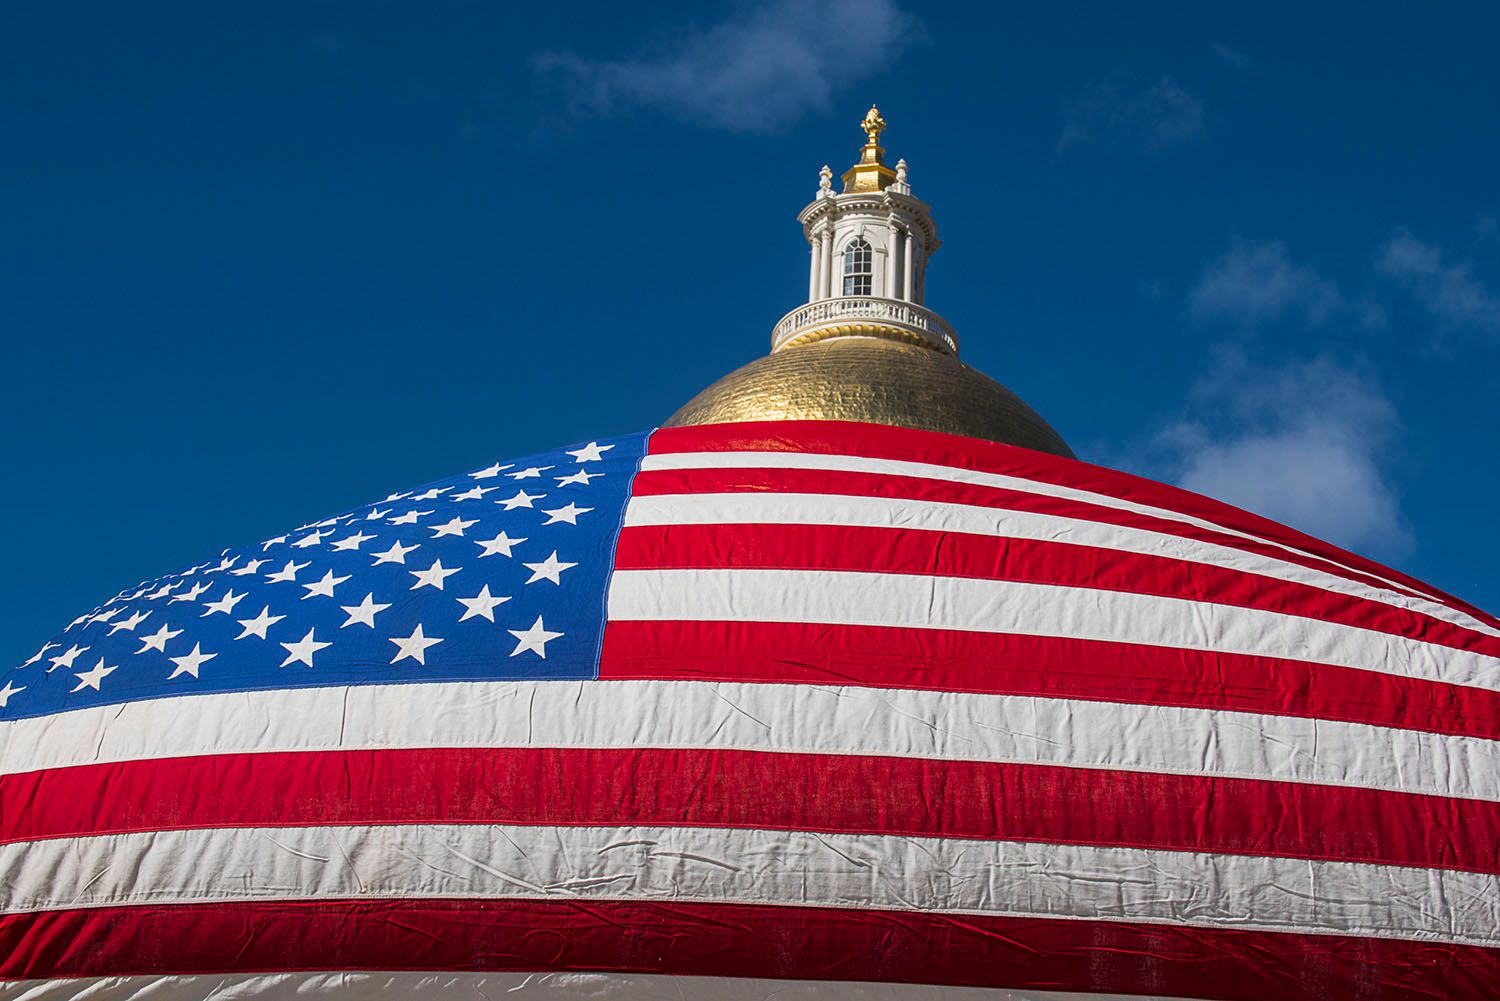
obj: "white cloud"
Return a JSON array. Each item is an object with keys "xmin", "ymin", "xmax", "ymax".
[
  {"xmin": 1150, "ymin": 356, "xmax": 1410, "ymax": 558},
  {"xmin": 1189, "ymin": 239, "xmax": 1344, "ymax": 328},
  {"xmin": 1378, "ymin": 230, "xmax": 1500, "ymax": 336},
  {"xmin": 1056, "ymin": 77, "xmax": 1205, "ymax": 155},
  {"xmin": 1212, "ymin": 43, "xmax": 1251, "ymax": 68},
  {"xmin": 532, "ymin": 0, "xmax": 924, "ymax": 133}
]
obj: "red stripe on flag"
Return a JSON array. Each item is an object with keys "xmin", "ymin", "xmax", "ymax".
[
  {"xmin": 601, "ymin": 619, "xmax": 1500, "ymax": 741},
  {"xmin": 630, "ymin": 462, "xmax": 1487, "ymax": 637},
  {"xmin": 614, "ymin": 519, "xmax": 1500, "ymax": 660},
  {"xmin": 645, "ymin": 421, "xmax": 1496, "ymax": 627},
  {"xmin": 7, "ymin": 747, "xmax": 1499, "ymax": 874},
  {"xmin": 3, "ymin": 897, "xmax": 1496, "ymax": 999}
]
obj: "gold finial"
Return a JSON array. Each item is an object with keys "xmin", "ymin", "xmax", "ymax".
[{"xmin": 842, "ymin": 105, "xmax": 897, "ymax": 193}]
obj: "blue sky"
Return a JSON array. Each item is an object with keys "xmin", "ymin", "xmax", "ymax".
[{"xmin": 4, "ymin": 1, "xmax": 1499, "ymax": 664}]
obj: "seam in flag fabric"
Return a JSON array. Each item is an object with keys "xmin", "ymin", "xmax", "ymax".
[{"xmin": 2, "ymin": 420, "xmax": 1498, "ymax": 1000}]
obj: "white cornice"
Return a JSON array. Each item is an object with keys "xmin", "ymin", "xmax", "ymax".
[{"xmin": 798, "ymin": 191, "xmax": 939, "ymax": 252}]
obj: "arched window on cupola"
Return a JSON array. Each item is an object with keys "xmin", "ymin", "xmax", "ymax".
[{"xmin": 842, "ymin": 237, "xmax": 873, "ymax": 296}]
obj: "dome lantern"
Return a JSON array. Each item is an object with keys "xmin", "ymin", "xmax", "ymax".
[{"xmin": 780, "ymin": 107, "xmax": 952, "ymax": 354}]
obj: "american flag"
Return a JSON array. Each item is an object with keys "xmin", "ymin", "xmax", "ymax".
[{"xmin": 3, "ymin": 420, "xmax": 1498, "ymax": 1000}]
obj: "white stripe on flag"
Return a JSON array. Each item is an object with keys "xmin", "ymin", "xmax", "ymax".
[
  {"xmin": 606, "ymin": 567, "xmax": 1500, "ymax": 693},
  {"xmin": 623, "ymin": 490, "xmax": 1494, "ymax": 642},
  {"xmin": 6, "ymin": 823, "xmax": 1498, "ymax": 947},
  {"xmin": 3, "ymin": 679, "xmax": 1497, "ymax": 803},
  {"xmin": 639, "ymin": 450, "xmax": 1491, "ymax": 636},
  {"xmin": 0, "ymin": 971, "xmax": 1214, "ymax": 1001}
]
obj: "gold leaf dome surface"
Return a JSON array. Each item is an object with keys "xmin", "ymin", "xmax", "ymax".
[{"xmin": 664, "ymin": 336, "xmax": 1075, "ymax": 459}]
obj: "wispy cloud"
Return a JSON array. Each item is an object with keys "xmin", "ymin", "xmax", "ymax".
[
  {"xmin": 1212, "ymin": 43, "xmax": 1251, "ymax": 69},
  {"xmin": 532, "ymin": 0, "xmax": 924, "ymax": 134},
  {"xmin": 1056, "ymin": 77, "xmax": 1205, "ymax": 155},
  {"xmin": 1378, "ymin": 230, "xmax": 1500, "ymax": 336},
  {"xmin": 1189, "ymin": 240, "xmax": 1344, "ymax": 328},
  {"xmin": 1148, "ymin": 355, "xmax": 1410, "ymax": 558}
]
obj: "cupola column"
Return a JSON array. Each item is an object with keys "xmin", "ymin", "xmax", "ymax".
[
  {"xmin": 813, "ymin": 230, "xmax": 825, "ymax": 300},
  {"xmin": 886, "ymin": 219, "xmax": 900, "ymax": 298},
  {"xmin": 903, "ymin": 230, "xmax": 916, "ymax": 303},
  {"xmin": 828, "ymin": 229, "xmax": 840, "ymax": 300},
  {"xmin": 808, "ymin": 236, "xmax": 820, "ymax": 300},
  {"xmin": 811, "ymin": 230, "xmax": 823, "ymax": 300}
]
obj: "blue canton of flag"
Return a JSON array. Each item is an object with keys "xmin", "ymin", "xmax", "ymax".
[{"xmin": 3, "ymin": 434, "xmax": 647, "ymax": 720}]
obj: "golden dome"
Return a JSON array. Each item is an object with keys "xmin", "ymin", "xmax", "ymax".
[{"xmin": 664, "ymin": 335, "xmax": 1075, "ymax": 458}]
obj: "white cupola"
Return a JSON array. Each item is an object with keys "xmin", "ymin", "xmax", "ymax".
[{"xmin": 772, "ymin": 107, "xmax": 955, "ymax": 355}]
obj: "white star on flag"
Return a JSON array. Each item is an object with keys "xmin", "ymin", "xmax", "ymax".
[
  {"xmin": 507, "ymin": 466, "xmax": 553, "ymax": 480},
  {"xmin": 169, "ymin": 581, "xmax": 211, "ymax": 603},
  {"xmin": 371, "ymin": 540, "xmax": 420, "ymax": 566},
  {"xmin": 0, "ymin": 680, "xmax": 24, "ymax": 708},
  {"xmin": 168, "ymin": 643, "xmax": 217, "ymax": 680},
  {"xmin": 230, "ymin": 558, "xmax": 268, "ymax": 576},
  {"xmin": 21, "ymin": 643, "xmax": 57, "ymax": 668},
  {"xmin": 450, "ymin": 486, "xmax": 497, "ymax": 501},
  {"xmin": 330, "ymin": 532, "xmax": 375, "ymax": 552},
  {"xmin": 508, "ymin": 616, "xmax": 563, "ymax": 659},
  {"xmin": 498, "ymin": 490, "xmax": 543, "ymax": 510},
  {"xmin": 260, "ymin": 535, "xmax": 287, "ymax": 551},
  {"xmin": 265, "ymin": 561, "xmax": 310, "ymax": 584},
  {"xmin": 201, "ymin": 589, "xmax": 247, "ymax": 617},
  {"xmin": 235, "ymin": 607, "xmax": 284, "ymax": 640},
  {"xmin": 301, "ymin": 569, "xmax": 352, "ymax": 600},
  {"xmin": 541, "ymin": 503, "xmax": 592, "ymax": 526},
  {"xmin": 457, "ymin": 585, "xmax": 510, "ymax": 623},
  {"xmin": 523, "ymin": 551, "xmax": 577, "ymax": 585},
  {"xmin": 279, "ymin": 628, "xmax": 331, "ymax": 668},
  {"xmin": 388, "ymin": 510, "xmax": 434, "ymax": 526},
  {"xmin": 410, "ymin": 487, "xmax": 452, "ymax": 502},
  {"xmin": 72, "ymin": 657, "xmax": 118, "ymax": 692},
  {"xmin": 292, "ymin": 530, "xmax": 327, "ymax": 549},
  {"xmin": 410, "ymin": 559, "xmax": 461, "ymax": 591},
  {"xmin": 145, "ymin": 582, "xmax": 179, "ymax": 600},
  {"xmin": 107, "ymin": 610, "xmax": 152, "ymax": 635},
  {"xmin": 475, "ymin": 531, "xmax": 525, "ymax": 558},
  {"xmin": 389, "ymin": 624, "xmax": 443, "ymax": 665},
  {"xmin": 340, "ymin": 593, "xmax": 390, "ymax": 629},
  {"xmin": 566, "ymin": 441, "xmax": 613, "ymax": 463},
  {"xmin": 138, "ymin": 624, "xmax": 182, "ymax": 653},
  {"xmin": 430, "ymin": 516, "xmax": 478, "ymax": 538},
  {"xmin": 469, "ymin": 462, "xmax": 512, "ymax": 479},
  {"xmin": 48, "ymin": 644, "xmax": 89, "ymax": 672},
  {"xmin": 556, "ymin": 470, "xmax": 603, "ymax": 486},
  {"xmin": 364, "ymin": 507, "xmax": 391, "ymax": 521}
]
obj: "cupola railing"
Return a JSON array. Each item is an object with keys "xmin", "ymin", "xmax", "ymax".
[{"xmin": 771, "ymin": 296, "xmax": 959, "ymax": 355}]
